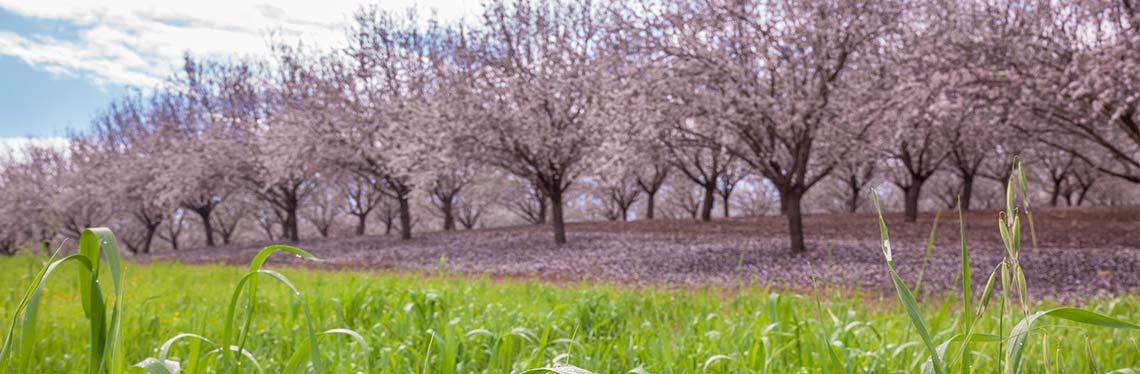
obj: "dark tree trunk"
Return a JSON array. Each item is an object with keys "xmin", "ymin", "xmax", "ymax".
[
  {"xmin": 620, "ymin": 206, "xmax": 629, "ymax": 222},
  {"xmin": 549, "ymin": 188, "xmax": 567, "ymax": 244},
  {"xmin": 1049, "ymin": 178, "xmax": 1063, "ymax": 207},
  {"xmin": 644, "ymin": 190, "xmax": 657, "ymax": 220},
  {"xmin": 537, "ymin": 195, "xmax": 548, "ymax": 225},
  {"xmin": 442, "ymin": 198, "xmax": 456, "ymax": 231},
  {"xmin": 143, "ymin": 226, "xmax": 157, "ymax": 254},
  {"xmin": 398, "ymin": 196, "xmax": 412, "ymax": 240},
  {"xmin": 960, "ymin": 173, "xmax": 975, "ymax": 211},
  {"xmin": 722, "ymin": 191, "xmax": 731, "ymax": 217},
  {"xmin": 188, "ymin": 205, "xmax": 216, "ymax": 247},
  {"xmin": 847, "ymin": 176, "xmax": 861, "ymax": 213},
  {"xmin": 700, "ymin": 184, "xmax": 715, "ymax": 222},
  {"xmin": 133, "ymin": 215, "xmax": 161, "ymax": 254},
  {"xmin": 784, "ymin": 190, "xmax": 806, "ymax": 254},
  {"xmin": 903, "ymin": 181, "xmax": 924, "ymax": 223},
  {"xmin": 283, "ymin": 205, "xmax": 299, "ymax": 242},
  {"xmin": 1077, "ymin": 187, "xmax": 1091, "ymax": 206},
  {"xmin": 353, "ymin": 213, "xmax": 367, "ymax": 236}
]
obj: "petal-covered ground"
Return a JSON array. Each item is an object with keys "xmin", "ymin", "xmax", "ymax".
[{"xmin": 145, "ymin": 207, "xmax": 1140, "ymax": 300}]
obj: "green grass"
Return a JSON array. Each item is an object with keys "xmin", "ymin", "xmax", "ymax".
[
  {"xmin": 1, "ymin": 257, "xmax": 1139, "ymax": 373},
  {"xmin": 2, "ymin": 159, "xmax": 1139, "ymax": 373}
]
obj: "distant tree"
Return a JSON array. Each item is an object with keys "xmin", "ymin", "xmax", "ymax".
[
  {"xmin": 162, "ymin": 57, "xmax": 252, "ymax": 247},
  {"xmin": 833, "ymin": 156, "xmax": 876, "ymax": 214},
  {"xmin": 158, "ymin": 208, "xmax": 188, "ymax": 251},
  {"xmin": 650, "ymin": 0, "xmax": 897, "ymax": 252},
  {"xmin": 716, "ymin": 161, "xmax": 750, "ymax": 218},
  {"xmin": 455, "ymin": 0, "xmax": 619, "ymax": 244},
  {"xmin": 340, "ymin": 175, "xmax": 385, "ymax": 236},
  {"xmin": 303, "ymin": 179, "xmax": 344, "ymax": 238},
  {"xmin": 503, "ymin": 178, "xmax": 549, "ymax": 225},
  {"xmin": 664, "ymin": 125, "xmax": 733, "ymax": 222},
  {"xmin": 1009, "ymin": 1, "xmax": 1140, "ymax": 185},
  {"xmin": 236, "ymin": 45, "xmax": 326, "ymax": 242}
]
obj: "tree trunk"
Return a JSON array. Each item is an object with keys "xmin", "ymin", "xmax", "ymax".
[
  {"xmin": 1049, "ymin": 178, "xmax": 1063, "ymax": 207},
  {"xmin": 903, "ymin": 181, "xmax": 924, "ymax": 223},
  {"xmin": 700, "ymin": 184, "xmax": 715, "ymax": 222},
  {"xmin": 442, "ymin": 198, "xmax": 456, "ymax": 231},
  {"xmin": 398, "ymin": 196, "xmax": 412, "ymax": 240},
  {"xmin": 961, "ymin": 173, "xmax": 975, "ymax": 211},
  {"xmin": 644, "ymin": 190, "xmax": 657, "ymax": 220},
  {"xmin": 284, "ymin": 206, "xmax": 299, "ymax": 242},
  {"xmin": 143, "ymin": 224, "xmax": 159, "ymax": 254},
  {"xmin": 189, "ymin": 206, "xmax": 216, "ymax": 247},
  {"xmin": 722, "ymin": 191, "xmax": 731, "ymax": 218},
  {"xmin": 537, "ymin": 195, "xmax": 548, "ymax": 225},
  {"xmin": 784, "ymin": 191, "xmax": 806, "ymax": 254},
  {"xmin": 847, "ymin": 177, "xmax": 861, "ymax": 213},
  {"xmin": 549, "ymin": 188, "xmax": 567, "ymax": 244},
  {"xmin": 779, "ymin": 193, "xmax": 791, "ymax": 215},
  {"xmin": 620, "ymin": 206, "xmax": 629, "ymax": 222},
  {"xmin": 354, "ymin": 214, "xmax": 367, "ymax": 236}
]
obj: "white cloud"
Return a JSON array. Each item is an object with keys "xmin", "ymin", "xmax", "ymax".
[
  {"xmin": 0, "ymin": 0, "xmax": 482, "ymax": 87},
  {"xmin": 0, "ymin": 136, "xmax": 69, "ymax": 161}
]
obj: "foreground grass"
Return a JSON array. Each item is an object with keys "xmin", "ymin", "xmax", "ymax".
[{"xmin": 1, "ymin": 257, "xmax": 1138, "ymax": 373}]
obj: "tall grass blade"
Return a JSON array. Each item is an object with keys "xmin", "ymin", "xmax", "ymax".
[
  {"xmin": 223, "ymin": 245, "xmax": 319, "ymax": 370},
  {"xmin": 224, "ymin": 268, "xmax": 323, "ymax": 373},
  {"xmin": 0, "ymin": 228, "xmax": 124, "ymax": 374},
  {"xmin": 957, "ymin": 198, "xmax": 972, "ymax": 374},
  {"xmin": 873, "ymin": 192, "xmax": 943, "ymax": 374},
  {"xmin": 914, "ymin": 211, "xmax": 941, "ymax": 296},
  {"xmin": 1005, "ymin": 308, "xmax": 1140, "ymax": 374}
]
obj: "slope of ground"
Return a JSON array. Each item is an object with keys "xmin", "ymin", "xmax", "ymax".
[{"xmin": 146, "ymin": 207, "xmax": 1140, "ymax": 299}]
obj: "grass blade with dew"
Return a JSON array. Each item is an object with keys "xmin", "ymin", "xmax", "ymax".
[
  {"xmin": 873, "ymin": 192, "xmax": 944, "ymax": 374},
  {"xmin": 0, "ymin": 228, "xmax": 125, "ymax": 374},
  {"xmin": 283, "ymin": 328, "xmax": 371, "ymax": 373},
  {"xmin": 520, "ymin": 365, "xmax": 595, "ymax": 374},
  {"xmin": 222, "ymin": 245, "xmax": 320, "ymax": 370},
  {"xmin": 0, "ymin": 241, "xmax": 62, "ymax": 372},
  {"xmin": 83, "ymin": 228, "xmax": 127, "ymax": 374},
  {"xmin": 135, "ymin": 332, "xmax": 216, "ymax": 373},
  {"xmin": 224, "ymin": 268, "xmax": 324, "ymax": 373}
]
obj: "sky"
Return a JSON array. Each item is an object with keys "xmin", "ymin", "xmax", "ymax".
[{"xmin": 0, "ymin": 0, "xmax": 480, "ymax": 147}]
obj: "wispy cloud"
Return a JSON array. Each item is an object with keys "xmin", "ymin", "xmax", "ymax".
[
  {"xmin": 0, "ymin": 136, "xmax": 69, "ymax": 161},
  {"xmin": 0, "ymin": 0, "xmax": 481, "ymax": 87}
]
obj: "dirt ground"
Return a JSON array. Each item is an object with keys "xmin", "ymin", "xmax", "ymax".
[{"xmin": 145, "ymin": 206, "xmax": 1140, "ymax": 299}]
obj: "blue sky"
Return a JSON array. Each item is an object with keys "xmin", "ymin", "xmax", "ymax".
[
  {"xmin": 0, "ymin": 0, "xmax": 479, "ymax": 141},
  {"xmin": 0, "ymin": 55, "xmax": 123, "ymax": 138},
  {"xmin": 0, "ymin": 8, "xmax": 121, "ymax": 138}
]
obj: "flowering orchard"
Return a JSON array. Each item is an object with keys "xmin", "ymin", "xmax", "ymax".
[{"xmin": 1, "ymin": 0, "xmax": 1138, "ymax": 254}]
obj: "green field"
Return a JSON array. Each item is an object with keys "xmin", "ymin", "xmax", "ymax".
[
  {"xmin": 3, "ymin": 176, "xmax": 1140, "ymax": 373},
  {"xmin": 2, "ymin": 256, "xmax": 1139, "ymax": 373}
]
